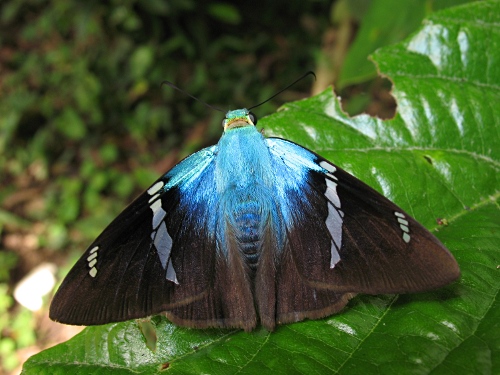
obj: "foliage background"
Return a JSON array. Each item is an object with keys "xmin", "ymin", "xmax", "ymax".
[{"xmin": 0, "ymin": 0, "xmax": 490, "ymax": 374}]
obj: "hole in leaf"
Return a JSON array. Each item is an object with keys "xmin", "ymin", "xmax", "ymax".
[{"xmin": 339, "ymin": 76, "xmax": 396, "ymax": 119}]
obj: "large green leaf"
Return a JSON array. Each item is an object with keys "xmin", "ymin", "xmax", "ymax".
[{"xmin": 23, "ymin": 1, "xmax": 499, "ymax": 374}]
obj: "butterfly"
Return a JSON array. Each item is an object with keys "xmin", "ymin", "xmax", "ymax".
[{"xmin": 50, "ymin": 107, "xmax": 460, "ymax": 332}]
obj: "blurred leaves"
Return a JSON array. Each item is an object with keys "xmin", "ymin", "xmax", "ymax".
[
  {"xmin": 315, "ymin": 0, "xmax": 479, "ymax": 119},
  {"xmin": 336, "ymin": 0, "xmax": 477, "ymax": 88},
  {"xmin": 0, "ymin": 0, "xmax": 330, "ymax": 254},
  {"xmin": 208, "ymin": 3, "xmax": 242, "ymax": 25}
]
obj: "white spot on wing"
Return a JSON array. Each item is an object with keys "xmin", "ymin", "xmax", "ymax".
[
  {"xmin": 154, "ymin": 222, "xmax": 172, "ymax": 268},
  {"xmin": 87, "ymin": 252, "xmax": 97, "ymax": 262},
  {"xmin": 150, "ymin": 199, "xmax": 162, "ymax": 214},
  {"xmin": 394, "ymin": 212, "xmax": 411, "ymax": 243},
  {"xmin": 151, "ymin": 220, "xmax": 179, "ymax": 284},
  {"xmin": 397, "ymin": 218, "xmax": 409, "ymax": 226},
  {"xmin": 325, "ymin": 179, "xmax": 341, "ymax": 208},
  {"xmin": 322, "ymin": 167, "xmax": 343, "ymax": 268},
  {"xmin": 148, "ymin": 181, "xmax": 164, "ymax": 196},
  {"xmin": 326, "ymin": 204, "xmax": 342, "ymax": 249},
  {"xmin": 320, "ymin": 161, "xmax": 336, "ymax": 173},
  {"xmin": 87, "ymin": 246, "xmax": 99, "ymax": 277},
  {"xmin": 89, "ymin": 267, "xmax": 97, "ymax": 278},
  {"xmin": 166, "ymin": 259, "xmax": 178, "ymax": 284},
  {"xmin": 152, "ymin": 205, "xmax": 167, "ymax": 230},
  {"xmin": 149, "ymin": 202, "xmax": 177, "ymax": 283}
]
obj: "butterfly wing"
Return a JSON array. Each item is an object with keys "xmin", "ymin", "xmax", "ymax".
[
  {"xmin": 263, "ymin": 138, "xmax": 460, "ymax": 325},
  {"xmin": 50, "ymin": 146, "xmax": 256, "ymax": 330}
]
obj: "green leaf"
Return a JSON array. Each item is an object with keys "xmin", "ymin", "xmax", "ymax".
[
  {"xmin": 207, "ymin": 3, "xmax": 241, "ymax": 25},
  {"xmin": 338, "ymin": 0, "xmax": 476, "ymax": 88},
  {"xmin": 23, "ymin": 2, "xmax": 499, "ymax": 374},
  {"xmin": 130, "ymin": 45, "xmax": 154, "ymax": 79},
  {"xmin": 54, "ymin": 108, "xmax": 87, "ymax": 141}
]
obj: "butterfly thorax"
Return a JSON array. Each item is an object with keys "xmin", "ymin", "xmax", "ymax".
[{"xmin": 215, "ymin": 123, "xmax": 276, "ymax": 272}]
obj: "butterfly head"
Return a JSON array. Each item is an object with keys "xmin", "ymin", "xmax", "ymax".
[{"xmin": 223, "ymin": 109, "xmax": 257, "ymax": 131}]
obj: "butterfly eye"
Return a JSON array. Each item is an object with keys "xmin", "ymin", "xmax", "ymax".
[{"xmin": 249, "ymin": 112, "xmax": 258, "ymax": 125}]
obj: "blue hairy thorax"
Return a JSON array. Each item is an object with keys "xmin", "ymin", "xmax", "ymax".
[{"xmin": 217, "ymin": 109, "xmax": 280, "ymax": 270}]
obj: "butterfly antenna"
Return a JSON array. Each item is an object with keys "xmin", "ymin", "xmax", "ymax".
[
  {"xmin": 248, "ymin": 71, "xmax": 316, "ymax": 110},
  {"xmin": 161, "ymin": 80, "xmax": 225, "ymax": 113}
]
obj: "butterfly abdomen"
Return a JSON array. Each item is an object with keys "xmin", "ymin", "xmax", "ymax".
[
  {"xmin": 216, "ymin": 124, "xmax": 278, "ymax": 272},
  {"xmin": 233, "ymin": 200, "xmax": 270, "ymax": 271},
  {"xmin": 220, "ymin": 189, "xmax": 274, "ymax": 273}
]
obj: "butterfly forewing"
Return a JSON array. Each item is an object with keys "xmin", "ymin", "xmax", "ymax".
[
  {"xmin": 50, "ymin": 149, "xmax": 219, "ymax": 325},
  {"xmin": 266, "ymin": 138, "xmax": 459, "ymax": 296}
]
